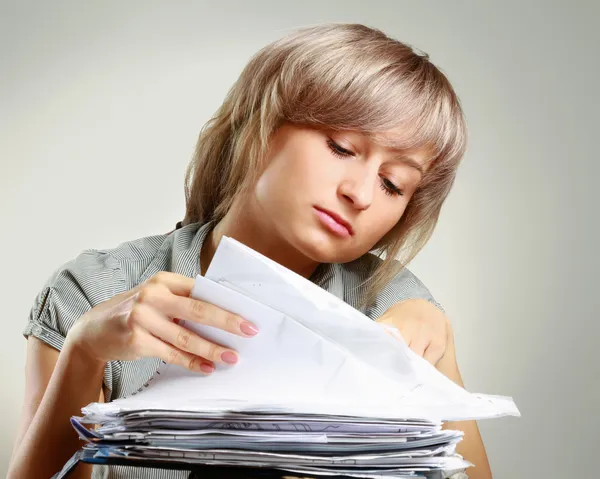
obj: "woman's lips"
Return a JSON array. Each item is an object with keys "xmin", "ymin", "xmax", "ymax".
[{"xmin": 313, "ymin": 207, "xmax": 353, "ymax": 238}]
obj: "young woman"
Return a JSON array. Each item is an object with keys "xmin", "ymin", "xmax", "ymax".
[{"xmin": 9, "ymin": 23, "xmax": 492, "ymax": 479}]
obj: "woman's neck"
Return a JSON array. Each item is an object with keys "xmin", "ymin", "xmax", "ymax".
[{"xmin": 200, "ymin": 210, "xmax": 320, "ymax": 279}]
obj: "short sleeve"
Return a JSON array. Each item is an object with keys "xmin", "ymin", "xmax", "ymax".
[
  {"xmin": 23, "ymin": 249, "xmax": 123, "ymax": 351},
  {"xmin": 366, "ymin": 266, "xmax": 445, "ymax": 321}
]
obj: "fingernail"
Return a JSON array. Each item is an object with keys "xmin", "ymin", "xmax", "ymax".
[
  {"xmin": 221, "ymin": 351, "xmax": 238, "ymax": 364},
  {"xmin": 240, "ymin": 321, "xmax": 260, "ymax": 336},
  {"xmin": 200, "ymin": 363, "xmax": 214, "ymax": 374}
]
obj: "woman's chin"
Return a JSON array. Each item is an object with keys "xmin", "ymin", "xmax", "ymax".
[{"xmin": 295, "ymin": 230, "xmax": 361, "ymax": 264}]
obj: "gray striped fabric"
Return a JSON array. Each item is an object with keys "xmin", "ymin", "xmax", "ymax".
[{"xmin": 23, "ymin": 221, "xmax": 444, "ymax": 479}]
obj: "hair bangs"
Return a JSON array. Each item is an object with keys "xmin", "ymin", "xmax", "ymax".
[{"xmin": 270, "ymin": 34, "xmax": 465, "ymax": 179}]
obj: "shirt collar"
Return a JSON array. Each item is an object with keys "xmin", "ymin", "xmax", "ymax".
[{"xmin": 138, "ymin": 221, "xmax": 341, "ymax": 298}]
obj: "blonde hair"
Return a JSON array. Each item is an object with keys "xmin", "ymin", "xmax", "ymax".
[{"xmin": 183, "ymin": 22, "xmax": 467, "ymax": 306}]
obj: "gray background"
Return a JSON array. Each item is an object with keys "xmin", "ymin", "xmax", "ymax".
[{"xmin": 1, "ymin": 1, "xmax": 598, "ymax": 477}]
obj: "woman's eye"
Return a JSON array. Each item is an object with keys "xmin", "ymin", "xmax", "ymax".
[
  {"xmin": 326, "ymin": 139, "xmax": 354, "ymax": 158},
  {"xmin": 327, "ymin": 138, "xmax": 404, "ymax": 198},
  {"xmin": 380, "ymin": 177, "xmax": 404, "ymax": 197}
]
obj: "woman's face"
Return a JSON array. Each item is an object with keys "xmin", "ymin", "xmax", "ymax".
[{"xmin": 249, "ymin": 123, "xmax": 429, "ymax": 264}]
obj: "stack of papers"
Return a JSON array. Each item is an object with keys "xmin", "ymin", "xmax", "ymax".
[
  {"xmin": 56, "ymin": 237, "xmax": 520, "ymax": 479},
  {"xmin": 68, "ymin": 412, "xmax": 469, "ymax": 478}
]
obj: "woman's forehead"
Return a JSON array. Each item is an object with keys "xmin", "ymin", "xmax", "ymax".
[
  {"xmin": 364, "ymin": 130, "xmax": 435, "ymax": 160},
  {"xmin": 318, "ymin": 125, "xmax": 435, "ymax": 160}
]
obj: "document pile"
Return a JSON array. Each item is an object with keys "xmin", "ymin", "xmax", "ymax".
[{"xmin": 59, "ymin": 237, "xmax": 520, "ymax": 478}]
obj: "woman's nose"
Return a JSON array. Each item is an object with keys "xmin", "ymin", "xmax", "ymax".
[{"xmin": 337, "ymin": 172, "xmax": 375, "ymax": 210}]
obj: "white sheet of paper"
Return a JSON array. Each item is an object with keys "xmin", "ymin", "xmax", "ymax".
[
  {"xmin": 84, "ymin": 236, "xmax": 520, "ymax": 422},
  {"xmin": 203, "ymin": 236, "xmax": 519, "ymax": 421}
]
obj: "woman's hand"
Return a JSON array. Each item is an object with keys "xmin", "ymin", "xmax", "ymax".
[
  {"xmin": 65, "ymin": 271, "xmax": 259, "ymax": 373},
  {"xmin": 376, "ymin": 298, "xmax": 451, "ymax": 365},
  {"xmin": 377, "ymin": 300, "xmax": 493, "ymax": 477}
]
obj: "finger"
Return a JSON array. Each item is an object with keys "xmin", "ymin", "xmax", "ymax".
[
  {"xmin": 408, "ymin": 337, "xmax": 429, "ymax": 358},
  {"xmin": 178, "ymin": 296, "xmax": 258, "ymax": 337},
  {"xmin": 137, "ymin": 282, "xmax": 259, "ymax": 338},
  {"xmin": 378, "ymin": 324, "xmax": 406, "ymax": 343},
  {"xmin": 131, "ymin": 302, "xmax": 239, "ymax": 365},
  {"xmin": 395, "ymin": 322, "xmax": 416, "ymax": 346},
  {"xmin": 423, "ymin": 342, "xmax": 445, "ymax": 365},
  {"xmin": 143, "ymin": 271, "xmax": 196, "ymax": 297},
  {"xmin": 135, "ymin": 327, "xmax": 215, "ymax": 374}
]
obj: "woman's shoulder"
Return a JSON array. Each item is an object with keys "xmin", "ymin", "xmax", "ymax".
[
  {"xmin": 24, "ymin": 229, "xmax": 180, "ymax": 344},
  {"xmin": 340, "ymin": 252, "xmax": 444, "ymax": 318},
  {"xmin": 33, "ymin": 222, "xmax": 206, "ymax": 314},
  {"xmin": 340, "ymin": 252, "xmax": 429, "ymax": 289},
  {"xmin": 51, "ymin": 230, "xmax": 174, "ymax": 298}
]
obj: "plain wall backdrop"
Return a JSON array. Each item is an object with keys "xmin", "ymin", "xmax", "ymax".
[{"xmin": 1, "ymin": 1, "xmax": 598, "ymax": 477}]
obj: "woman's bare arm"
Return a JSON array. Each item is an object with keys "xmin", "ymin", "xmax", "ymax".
[
  {"xmin": 8, "ymin": 337, "xmax": 104, "ymax": 479},
  {"xmin": 375, "ymin": 299, "xmax": 492, "ymax": 477},
  {"xmin": 437, "ymin": 329, "xmax": 493, "ymax": 479},
  {"xmin": 10, "ymin": 271, "xmax": 260, "ymax": 478}
]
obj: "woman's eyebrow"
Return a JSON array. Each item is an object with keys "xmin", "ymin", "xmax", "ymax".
[
  {"xmin": 392, "ymin": 155, "xmax": 425, "ymax": 176},
  {"xmin": 362, "ymin": 132, "xmax": 426, "ymax": 175}
]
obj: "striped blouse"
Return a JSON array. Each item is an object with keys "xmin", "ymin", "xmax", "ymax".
[{"xmin": 23, "ymin": 221, "xmax": 445, "ymax": 479}]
